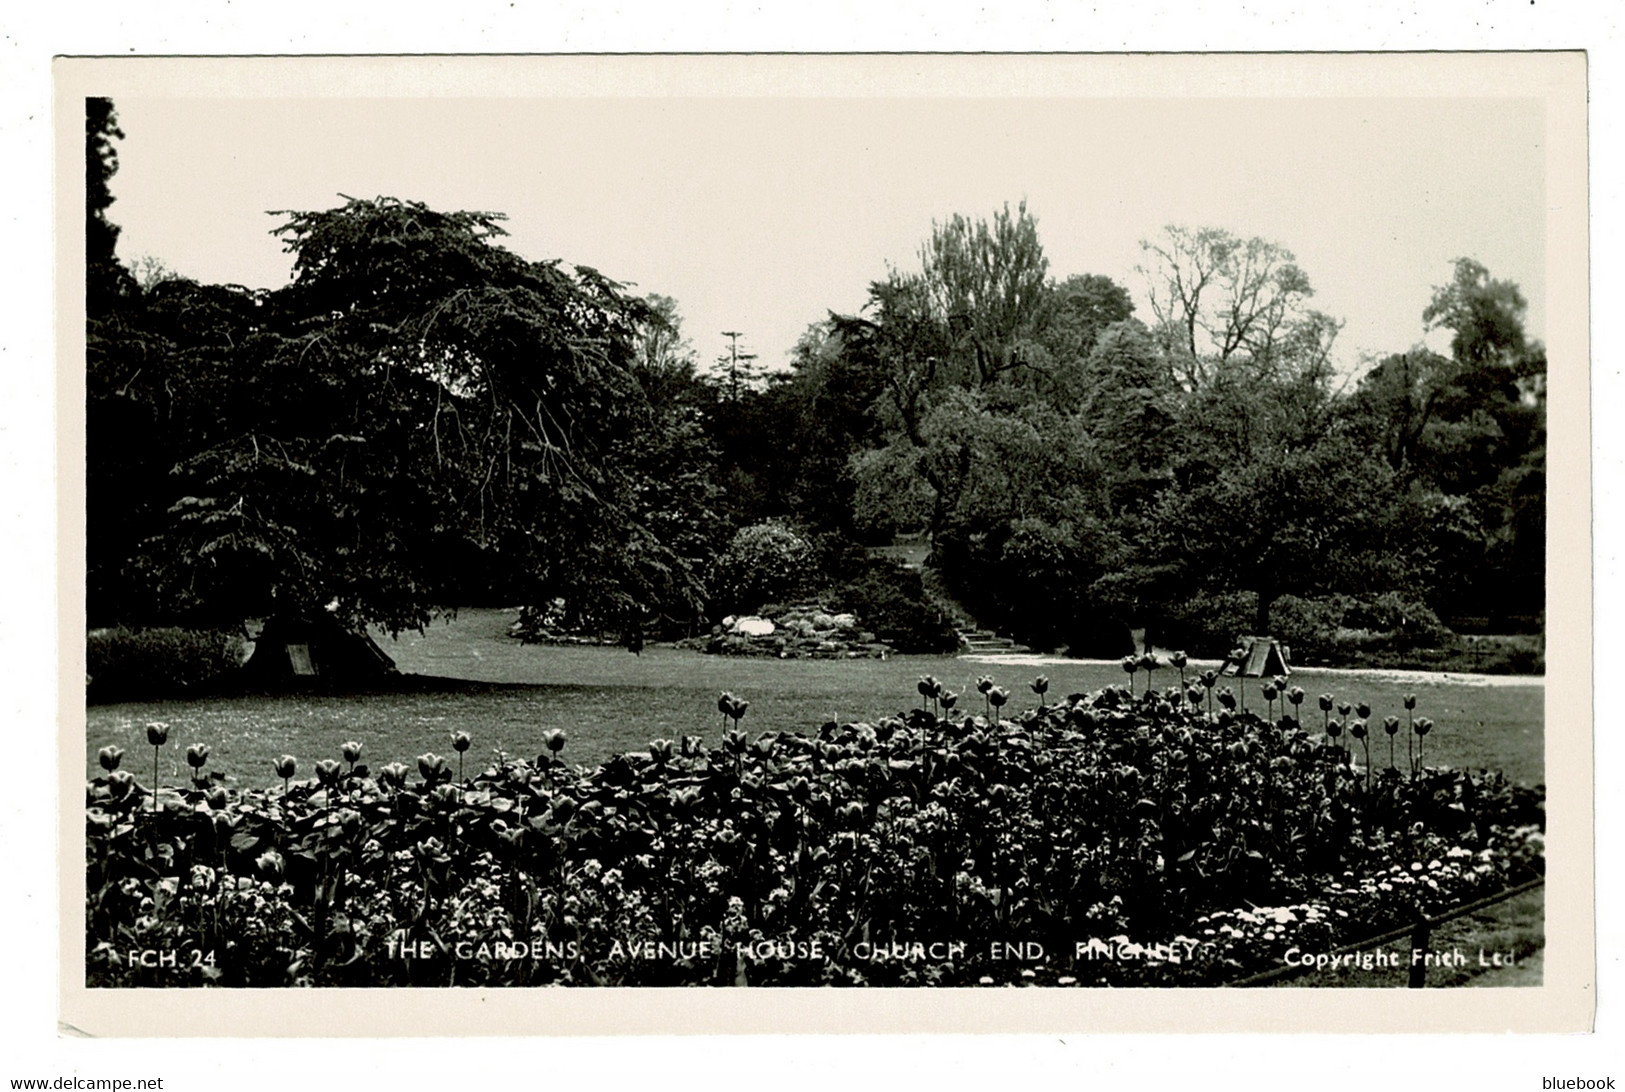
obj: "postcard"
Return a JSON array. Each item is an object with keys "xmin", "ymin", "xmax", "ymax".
[{"xmin": 57, "ymin": 52, "xmax": 1591, "ymax": 1035}]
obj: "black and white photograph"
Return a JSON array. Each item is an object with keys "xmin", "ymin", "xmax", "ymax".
[{"xmin": 56, "ymin": 51, "xmax": 1591, "ymax": 1036}]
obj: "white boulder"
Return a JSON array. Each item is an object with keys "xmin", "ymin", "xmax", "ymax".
[{"xmin": 731, "ymin": 616, "xmax": 777, "ymax": 637}]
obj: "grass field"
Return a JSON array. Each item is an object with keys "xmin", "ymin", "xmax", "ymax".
[{"xmin": 85, "ymin": 608, "xmax": 1545, "ymax": 791}]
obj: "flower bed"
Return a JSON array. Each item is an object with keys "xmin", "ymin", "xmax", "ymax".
[{"xmin": 84, "ymin": 684, "xmax": 1543, "ymax": 987}]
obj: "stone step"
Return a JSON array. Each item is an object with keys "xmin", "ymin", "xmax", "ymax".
[{"xmin": 955, "ymin": 619, "xmax": 1030, "ymax": 655}]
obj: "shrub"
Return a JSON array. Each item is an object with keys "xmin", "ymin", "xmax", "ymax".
[
  {"xmin": 87, "ymin": 627, "xmax": 246, "ymax": 702},
  {"xmin": 1343, "ymin": 592, "xmax": 1453, "ymax": 650},
  {"xmin": 808, "ymin": 530, "xmax": 872, "ymax": 586},
  {"xmin": 709, "ymin": 522, "xmax": 818, "ymax": 617},
  {"xmin": 1153, "ymin": 590, "xmax": 1258, "ymax": 658},
  {"xmin": 833, "ymin": 561, "xmax": 960, "ymax": 654},
  {"xmin": 1269, "ymin": 595, "xmax": 1349, "ymax": 662},
  {"xmin": 936, "ymin": 517, "xmax": 1127, "ymax": 654}
]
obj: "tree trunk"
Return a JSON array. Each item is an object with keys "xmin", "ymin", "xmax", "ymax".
[{"xmin": 1254, "ymin": 590, "xmax": 1276, "ymax": 636}]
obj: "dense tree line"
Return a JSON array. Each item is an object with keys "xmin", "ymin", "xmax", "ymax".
[
  {"xmin": 719, "ymin": 204, "xmax": 1545, "ymax": 654},
  {"xmin": 87, "ymin": 101, "xmax": 1543, "ymax": 661}
]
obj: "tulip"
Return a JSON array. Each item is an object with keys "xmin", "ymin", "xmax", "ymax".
[
  {"xmin": 256, "ymin": 849, "xmax": 284, "ymax": 881},
  {"xmin": 107, "ymin": 769, "xmax": 134, "ymax": 801},
  {"xmin": 207, "ymin": 787, "xmax": 229, "ymax": 810},
  {"xmin": 543, "ymin": 729, "xmax": 567, "ymax": 756},
  {"xmin": 941, "ymin": 690, "xmax": 959, "ymax": 713},
  {"xmin": 718, "ymin": 691, "xmax": 736, "ymax": 732},
  {"xmin": 414, "ymin": 836, "xmax": 450, "ymax": 864},
  {"xmin": 1414, "ymin": 716, "xmax": 1434, "ymax": 773},
  {"xmin": 1356, "ymin": 702, "xmax": 1371, "ymax": 720},
  {"xmin": 1318, "ymin": 694, "xmax": 1334, "ymax": 732},
  {"xmin": 379, "ymin": 761, "xmax": 408, "ymax": 790},
  {"xmin": 418, "ymin": 753, "xmax": 446, "ymax": 785},
  {"xmin": 1169, "ymin": 651, "xmax": 1189, "ymax": 688},
  {"xmin": 1326, "ymin": 718, "xmax": 1345, "ymax": 762},
  {"xmin": 1383, "ymin": 716, "xmax": 1400, "ymax": 771},
  {"xmin": 274, "ymin": 755, "xmax": 297, "ymax": 796},
  {"xmin": 1030, "ymin": 676, "xmax": 1050, "ymax": 707},
  {"xmin": 1350, "ymin": 719, "xmax": 1372, "ymax": 788},
  {"xmin": 1287, "ymin": 687, "xmax": 1305, "ymax": 729},
  {"xmin": 988, "ymin": 686, "xmax": 1010, "ymax": 724},
  {"xmin": 1120, "ymin": 657, "xmax": 1137, "ymax": 695},
  {"xmin": 918, "ymin": 675, "xmax": 941, "ymax": 711},
  {"xmin": 145, "ymin": 722, "xmax": 169, "ymax": 813},
  {"xmin": 449, "ymin": 731, "xmax": 472, "ymax": 780},
  {"xmin": 186, "ymin": 742, "xmax": 210, "ymax": 770},
  {"xmin": 341, "ymin": 740, "xmax": 363, "ymax": 768},
  {"xmin": 98, "ymin": 745, "xmax": 124, "ymax": 772},
  {"xmin": 315, "ymin": 759, "xmax": 343, "ymax": 787},
  {"xmin": 1403, "ymin": 696, "xmax": 1417, "ymax": 771},
  {"xmin": 1199, "ymin": 670, "xmax": 1218, "ymax": 714},
  {"xmin": 1217, "ymin": 687, "xmax": 1236, "ymax": 711}
]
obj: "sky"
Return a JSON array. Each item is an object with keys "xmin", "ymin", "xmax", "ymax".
[{"xmin": 103, "ymin": 83, "xmax": 1548, "ymax": 382}]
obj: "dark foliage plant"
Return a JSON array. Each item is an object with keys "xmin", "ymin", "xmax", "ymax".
[
  {"xmin": 831, "ymin": 560, "xmax": 960, "ymax": 654},
  {"xmin": 87, "ymin": 627, "xmax": 244, "ymax": 702}
]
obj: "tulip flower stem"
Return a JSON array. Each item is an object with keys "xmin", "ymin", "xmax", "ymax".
[{"xmin": 152, "ymin": 747, "xmax": 160, "ymax": 815}]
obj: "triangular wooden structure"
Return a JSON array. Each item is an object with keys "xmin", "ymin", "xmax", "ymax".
[
  {"xmin": 1219, "ymin": 635, "xmax": 1291, "ymax": 678},
  {"xmin": 239, "ymin": 613, "xmax": 397, "ymax": 687}
]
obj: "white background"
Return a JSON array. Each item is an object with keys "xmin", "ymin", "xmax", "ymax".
[{"xmin": 4, "ymin": 2, "xmax": 1620, "ymax": 1087}]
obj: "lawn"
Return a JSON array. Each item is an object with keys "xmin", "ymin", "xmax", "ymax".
[{"xmin": 85, "ymin": 608, "xmax": 1545, "ymax": 791}]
